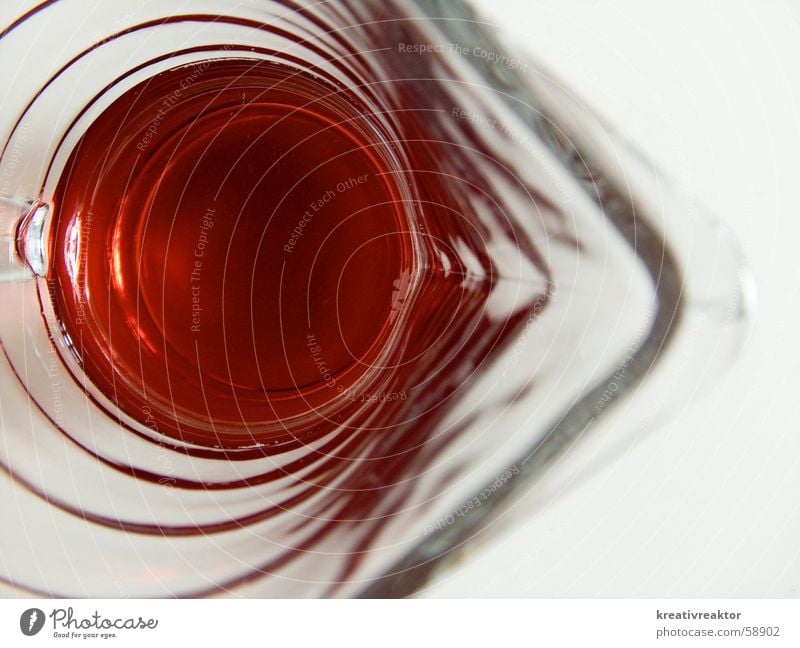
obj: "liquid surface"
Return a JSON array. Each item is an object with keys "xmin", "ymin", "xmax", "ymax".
[
  {"xmin": 50, "ymin": 59, "xmax": 411, "ymax": 448},
  {"xmin": 8, "ymin": 1, "xmax": 560, "ymax": 600}
]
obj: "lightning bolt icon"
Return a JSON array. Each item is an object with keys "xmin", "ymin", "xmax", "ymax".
[{"xmin": 28, "ymin": 610, "xmax": 38, "ymax": 631}]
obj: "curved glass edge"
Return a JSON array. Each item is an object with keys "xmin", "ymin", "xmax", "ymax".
[{"xmin": 357, "ymin": 0, "xmax": 754, "ymax": 598}]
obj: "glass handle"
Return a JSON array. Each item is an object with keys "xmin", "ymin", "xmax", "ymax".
[
  {"xmin": 413, "ymin": 0, "xmax": 755, "ymax": 415},
  {"xmin": 515, "ymin": 75, "xmax": 756, "ymax": 493},
  {"xmin": 0, "ymin": 195, "xmax": 49, "ymax": 282},
  {"xmin": 602, "ymin": 138, "xmax": 756, "ymax": 423},
  {"xmin": 582, "ymin": 122, "xmax": 756, "ymax": 416}
]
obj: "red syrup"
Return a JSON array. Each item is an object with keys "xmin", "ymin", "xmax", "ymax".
[
  {"xmin": 0, "ymin": 1, "xmax": 567, "ymax": 599},
  {"xmin": 47, "ymin": 57, "xmax": 536, "ymax": 453}
]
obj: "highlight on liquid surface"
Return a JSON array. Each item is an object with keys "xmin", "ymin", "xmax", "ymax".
[{"xmin": 49, "ymin": 58, "xmax": 413, "ymax": 448}]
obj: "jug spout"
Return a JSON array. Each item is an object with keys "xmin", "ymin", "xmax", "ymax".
[{"xmin": 0, "ymin": 196, "xmax": 48, "ymax": 282}]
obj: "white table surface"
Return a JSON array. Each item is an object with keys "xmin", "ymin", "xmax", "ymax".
[{"xmin": 421, "ymin": 0, "xmax": 800, "ymax": 597}]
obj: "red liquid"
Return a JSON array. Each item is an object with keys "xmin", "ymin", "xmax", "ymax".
[
  {"xmin": 9, "ymin": 5, "xmax": 557, "ymax": 599},
  {"xmin": 48, "ymin": 57, "xmax": 531, "ymax": 453},
  {"xmin": 50, "ymin": 59, "xmax": 413, "ymax": 448}
]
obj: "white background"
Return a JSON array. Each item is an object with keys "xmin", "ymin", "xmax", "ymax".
[{"xmin": 422, "ymin": 0, "xmax": 800, "ymax": 597}]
